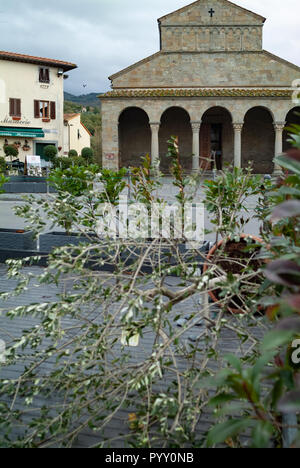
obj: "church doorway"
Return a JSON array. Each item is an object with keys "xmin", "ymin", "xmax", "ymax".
[{"xmin": 199, "ymin": 107, "xmax": 233, "ymax": 170}]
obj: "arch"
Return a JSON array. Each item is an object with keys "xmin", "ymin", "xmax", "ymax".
[
  {"xmin": 242, "ymin": 104, "xmax": 275, "ymax": 122},
  {"xmin": 242, "ymin": 106, "xmax": 275, "ymax": 174},
  {"xmin": 159, "ymin": 106, "xmax": 192, "ymax": 173},
  {"xmin": 199, "ymin": 106, "xmax": 233, "ymax": 170},
  {"xmin": 283, "ymin": 107, "xmax": 300, "ymax": 152},
  {"xmin": 118, "ymin": 107, "xmax": 151, "ymax": 168}
]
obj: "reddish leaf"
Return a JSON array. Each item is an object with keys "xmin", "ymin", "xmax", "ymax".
[
  {"xmin": 286, "ymin": 294, "xmax": 300, "ymax": 312},
  {"xmin": 266, "ymin": 304, "xmax": 280, "ymax": 321},
  {"xmin": 264, "ymin": 260, "xmax": 300, "ymax": 287},
  {"xmin": 275, "ymin": 316, "xmax": 300, "ymax": 332},
  {"xmin": 286, "ymin": 149, "xmax": 300, "ymax": 162},
  {"xmin": 271, "ymin": 200, "xmax": 300, "ymax": 222}
]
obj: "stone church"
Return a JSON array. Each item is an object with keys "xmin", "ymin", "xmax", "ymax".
[{"xmin": 101, "ymin": 0, "xmax": 300, "ymax": 173}]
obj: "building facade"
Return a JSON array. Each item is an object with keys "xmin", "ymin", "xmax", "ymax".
[
  {"xmin": 101, "ymin": 0, "xmax": 300, "ymax": 173},
  {"xmin": 0, "ymin": 51, "xmax": 77, "ymax": 164},
  {"xmin": 63, "ymin": 113, "xmax": 91, "ymax": 156}
]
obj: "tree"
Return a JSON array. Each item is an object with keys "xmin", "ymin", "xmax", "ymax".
[
  {"xmin": 44, "ymin": 145, "xmax": 58, "ymax": 163},
  {"xmin": 81, "ymin": 147, "xmax": 94, "ymax": 163},
  {"xmin": 4, "ymin": 145, "xmax": 18, "ymax": 161}
]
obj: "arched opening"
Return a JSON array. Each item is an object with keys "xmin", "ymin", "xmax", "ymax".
[
  {"xmin": 159, "ymin": 107, "xmax": 192, "ymax": 173},
  {"xmin": 242, "ymin": 107, "xmax": 275, "ymax": 174},
  {"xmin": 284, "ymin": 107, "xmax": 300, "ymax": 152},
  {"xmin": 118, "ymin": 107, "xmax": 151, "ymax": 168},
  {"xmin": 200, "ymin": 107, "xmax": 233, "ymax": 170}
]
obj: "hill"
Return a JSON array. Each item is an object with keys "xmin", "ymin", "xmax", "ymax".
[{"xmin": 64, "ymin": 92, "xmax": 103, "ymax": 109}]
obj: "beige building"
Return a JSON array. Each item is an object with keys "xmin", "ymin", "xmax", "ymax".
[
  {"xmin": 0, "ymin": 50, "xmax": 77, "ymax": 164},
  {"xmin": 63, "ymin": 113, "xmax": 91, "ymax": 156},
  {"xmin": 101, "ymin": 0, "xmax": 300, "ymax": 173}
]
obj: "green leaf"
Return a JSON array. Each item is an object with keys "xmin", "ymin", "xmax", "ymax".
[
  {"xmin": 207, "ymin": 419, "xmax": 252, "ymax": 447},
  {"xmin": 224, "ymin": 354, "xmax": 242, "ymax": 373},
  {"xmin": 209, "ymin": 393, "xmax": 235, "ymax": 407},
  {"xmin": 251, "ymin": 421, "xmax": 274, "ymax": 448},
  {"xmin": 275, "ymin": 154, "xmax": 300, "ymax": 175},
  {"xmin": 261, "ymin": 330, "xmax": 295, "ymax": 352}
]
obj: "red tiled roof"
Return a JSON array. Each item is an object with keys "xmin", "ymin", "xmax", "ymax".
[
  {"xmin": 0, "ymin": 50, "xmax": 77, "ymax": 71},
  {"xmin": 64, "ymin": 113, "xmax": 80, "ymax": 122}
]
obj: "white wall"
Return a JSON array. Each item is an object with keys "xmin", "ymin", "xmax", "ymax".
[{"xmin": 0, "ymin": 59, "xmax": 65, "ymax": 162}]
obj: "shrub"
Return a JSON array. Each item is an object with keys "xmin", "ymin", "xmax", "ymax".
[
  {"xmin": 52, "ymin": 156, "xmax": 88, "ymax": 170},
  {"xmin": 68, "ymin": 149, "xmax": 78, "ymax": 158},
  {"xmin": 81, "ymin": 147, "xmax": 94, "ymax": 163},
  {"xmin": 0, "ymin": 156, "xmax": 6, "ymax": 173},
  {"xmin": 44, "ymin": 145, "xmax": 58, "ymax": 163},
  {"xmin": 0, "ymin": 173, "xmax": 8, "ymax": 193},
  {"xmin": 4, "ymin": 145, "xmax": 18, "ymax": 160}
]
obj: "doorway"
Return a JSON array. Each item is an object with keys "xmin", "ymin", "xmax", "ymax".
[
  {"xmin": 35, "ymin": 142, "xmax": 56, "ymax": 167},
  {"xmin": 200, "ymin": 107, "xmax": 233, "ymax": 170}
]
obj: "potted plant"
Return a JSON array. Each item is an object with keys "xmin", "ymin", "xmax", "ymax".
[{"xmin": 203, "ymin": 166, "xmax": 268, "ymax": 313}]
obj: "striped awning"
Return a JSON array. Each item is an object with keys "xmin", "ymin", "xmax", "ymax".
[{"xmin": 0, "ymin": 127, "xmax": 45, "ymax": 138}]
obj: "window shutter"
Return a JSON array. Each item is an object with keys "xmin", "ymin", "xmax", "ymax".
[
  {"xmin": 34, "ymin": 100, "xmax": 40, "ymax": 118},
  {"xmin": 50, "ymin": 101, "xmax": 56, "ymax": 120},
  {"xmin": 39, "ymin": 68, "xmax": 44, "ymax": 82},
  {"xmin": 45, "ymin": 69, "xmax": 50, "ymax": 83},
  {"xmin": 16, "ymin": 99, "xmax": 21, "ymax": 117},
  {"xmin": 9, "ymin": 98, "xmax": 14, "ymax": 116}
]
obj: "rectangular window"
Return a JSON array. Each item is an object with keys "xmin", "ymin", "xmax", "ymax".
[
  {"xmin": 39, "ymin": 68, "xmax": 50, "ymax": 84},
  {"xmin": 34, "ymin": 100, "xmax": 56, "ymax": 120},
  {"xmin": 9, "ymin": 98, "xmax": 21, "ymax": 117}
]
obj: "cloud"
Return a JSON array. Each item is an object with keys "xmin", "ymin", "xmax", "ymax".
[{"xmin": 0, "ymin": 0, "xmax": 299, "ymax": 94}]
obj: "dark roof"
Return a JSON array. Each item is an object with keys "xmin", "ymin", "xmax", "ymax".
[{"xmin": 0, "ymin": 50, "xmax": 77, "ymax": 71}]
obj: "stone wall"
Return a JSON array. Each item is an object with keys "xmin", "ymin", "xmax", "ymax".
[
  {"xmin": 111, "ymin": 52, "xmax": 300, "ymax": 89},
  {"xmin": 161, "ymin": 26, "xmax": 262, "ymax": 52}
]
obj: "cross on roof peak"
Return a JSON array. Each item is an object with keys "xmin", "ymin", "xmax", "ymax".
[{"xmin": 208, "ymin": 8, "xmax": 215, "ymax": 18}]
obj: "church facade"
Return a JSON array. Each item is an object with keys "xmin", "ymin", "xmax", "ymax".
[{"xmin": 101, "ymin": 0, "xmax": 300, "ymax": 173}]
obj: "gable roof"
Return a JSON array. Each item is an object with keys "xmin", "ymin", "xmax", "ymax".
[
  {"xmin": 0, "ymin": 50, "xmax": 77, "ymax": 71},
  {"xmin": 158, "ymin": 0, "xmax": 266, "ymax": 23}
]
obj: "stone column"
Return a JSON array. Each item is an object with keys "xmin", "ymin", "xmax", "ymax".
[
  {"xmin": 191, "ymin": 121, "xmax": 201, "ymax": 171},
  {"xmin": 233, "ymin": 123, "xmax": 244, "ymax": 169},
  {"xmin": 150, "ymin": 122, "xmax": 160, "ymax": 167},
  {"xmin": 274, "ymin": 122, "xmax": 286, "ymax": 173}
]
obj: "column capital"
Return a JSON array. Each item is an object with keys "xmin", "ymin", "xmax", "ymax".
[
  {"xmin": 191, "ymin": 121, "xmax": 202, "ymax": 132},
  {"xmin": 149, "ymin": 121, "xmax": 160, "ymax": 129},
  {"xmin": 274, "ymin": 122, "xmax": 286, "ymax": 132},
  {"xmin": 233, "ymin": 122, "xmax": 244, "ymax": 132}
]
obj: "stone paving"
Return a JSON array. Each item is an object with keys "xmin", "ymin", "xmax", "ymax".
[{"xmin": 0, "ymin": 263, "xmax": 267, "ymax": 447}]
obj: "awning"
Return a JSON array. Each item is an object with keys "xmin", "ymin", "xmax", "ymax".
[{"xmin": 0, "ymin": 127, "xmax": 45, "ymax": 138}]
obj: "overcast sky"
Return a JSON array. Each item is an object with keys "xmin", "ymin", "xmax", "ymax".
[{"xmin": 0, "ymin": 0, "xmax": 299, "ymax": 95}]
